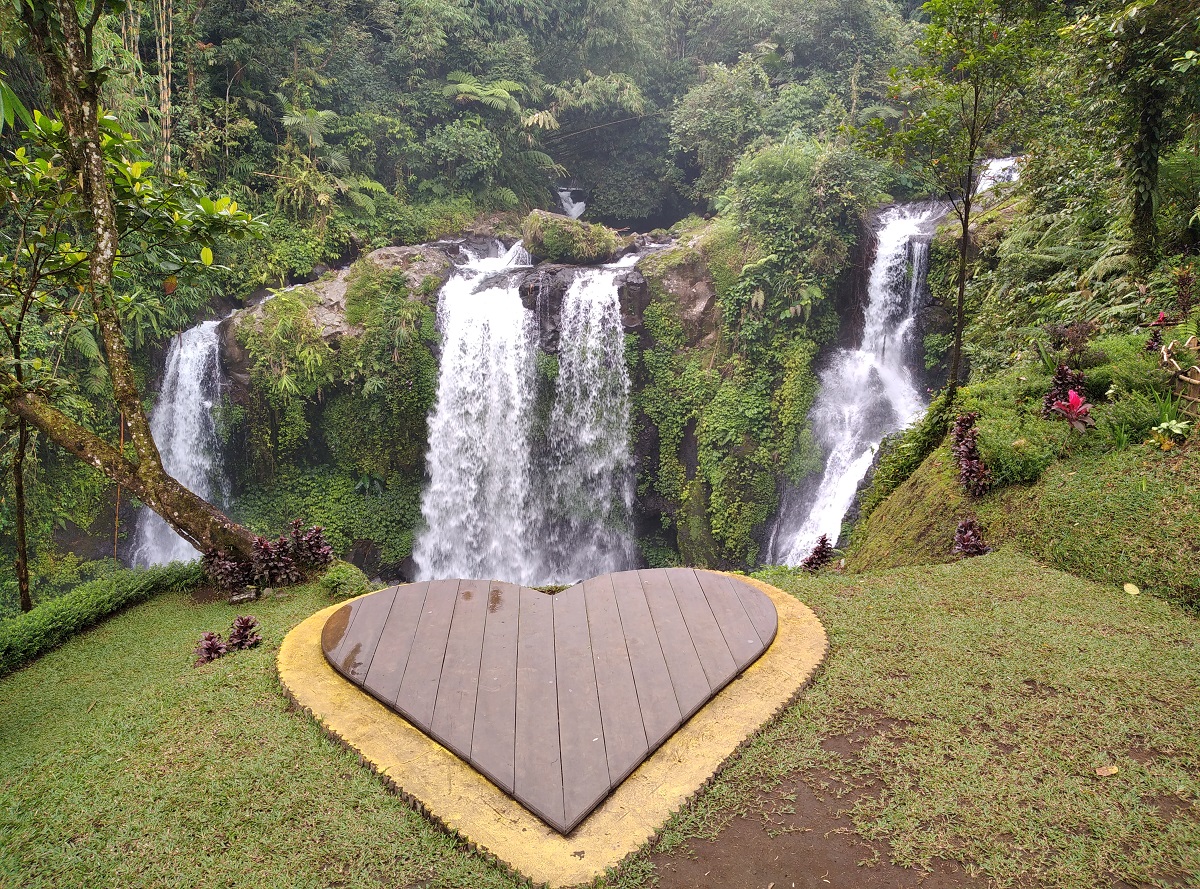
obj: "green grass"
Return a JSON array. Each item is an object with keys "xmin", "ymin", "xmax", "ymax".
[
  {"xmin": 614, "ymin": 551, "xmax": 1200, "ymax": 888},
  {"xmin": 0, "ymin": 585, "xmax": 522, "ymax": 889},
  {"xmin": 847, "ymin": 437, "xmax": 1200, "ymax": 609},
  {"xmin": 3, "ymin": 555, "xmax": 1198, "ymax": 888}
]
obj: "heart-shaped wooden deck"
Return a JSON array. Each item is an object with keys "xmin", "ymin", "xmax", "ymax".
[{"xmin": 320, "ymin": 568, "xmax": 778, "ymax": 834}]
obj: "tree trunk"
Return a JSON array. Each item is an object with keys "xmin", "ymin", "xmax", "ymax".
[
  {"xmin": 3, "ymin": 389, "xmax": 258, "ymax": 556},
  {"xmin": 13, "ymin": 417, "xmax": 32, "ymax": 612},
  {"xmin": 14, "ymin": 0, "xmax": 259, "ymax": 563},
  {"xmin": 1130, "ymin": 91, "xmax": 1164, "ymax": 264},
  {"xmin": 947, "ymin": 196, "xmax": 973, "ymax": 397}
]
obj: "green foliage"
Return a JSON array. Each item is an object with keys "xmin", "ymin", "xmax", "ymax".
[
  {"xmin": 233, "ymin": 467, "xmax": 423, "ymax": 566},
  {"xmin": 318, "ymin": 561, "xmax": 372, "ymax": 600},
  {"xmin": 522, "ymin": 210, "xmax": 619, "ymax": 263},
  {"xmin": 670, "ymin": 58, "xmax": 770, "ymax": 204},
  {"xmin": 858, "ymin": 392, "xmax": 955, "ymax": 521},
  {"xmin": 0, "ymin": 563, "xmax": 203, "ymax": 678},
  {"xmin": 723, "ymin": 139, "xmax": 890, "ymax": 352}
]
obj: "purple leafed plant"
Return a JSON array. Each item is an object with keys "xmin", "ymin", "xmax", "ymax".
[
  {"xmin": 203, "ymin": 521, "xmax": 335, "ymax": 593},
  {"xmin": 952, "ymin": 412, "xmax": 992, "ymax": 496},
  {"xmin": 1145, "ymin": 328, "xmax": 1163, "ymax": 354},
  {"xmin": 288, "ymin": 519, "xmax": 334, "ymax": 572},
  {"xmin": 801, "ymin": 534, "xmax": 835, "ymax": 572},
  {"xmin": 202, "ymin": 549, "xmax": 252, "ymax": 594},
  {"xmin": 228, "ymin": 615, "xmax": 262, "ymax": 651},
  {"xmin": 1051, "ymin": 389, "xmax": 1095, "ymax": 432},
  {"xmin": 194, "ymin": 631, "xmax": 228, "ymax": 666},
  {"xmin": 953, "ymin": 518, "xmax": 991, "ymax": 557}
]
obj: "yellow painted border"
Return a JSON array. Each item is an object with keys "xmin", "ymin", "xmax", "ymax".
[{"xmin": 277, "ymin": 574, "xmax": 827, "ymax": 888}]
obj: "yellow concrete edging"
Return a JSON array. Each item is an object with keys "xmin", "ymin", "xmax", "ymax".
[{"xmin": 277, "ymin": 573, "xmax": 827, "ymax": 888}]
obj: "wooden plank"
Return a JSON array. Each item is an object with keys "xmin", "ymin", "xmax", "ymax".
[
  {"xmin": 430, "ymin": 579, "xmax": 489, "ymax": 759},
  {"xmin": 693, "ymin": 570, "xmax": 767, "ymax": 666},
  {"xmin": 514, "ymin": 585, "xmax": 565, "ymax": 831},
  {"xmin": 638, "ymin": 569, "xmax": 713, "ymax": 720},
  {"xmin": 728, "ymin": 575, "xmax": 779, "ymax": 646},
  {"xmin": 393, "ymin": 579, "xmax": 459, "ymax": 731},
  {"xmin": 362, "ymin": 582, "xmax": 431, "ymax": 706},
  {"xmin": 583, "ymin": 574, "xmax": 648, "ymax": 785},
  {"xmin": 665, "ymin": 568, "xmax": 737, "ymax": 689},
  {"xmin": 610, "ymin": 570, "xmax": 686, "ymax": 747},
  {"xmin": 470, "ymin": 581, "xmax": 521, "ymax": 794},
  {"xmin": 555, "ymin": 583, "xmax": 610, "ymax": 829},
  {"xmin": 322, "ymin": 586, "xmax": 398, "ymax": 684}
]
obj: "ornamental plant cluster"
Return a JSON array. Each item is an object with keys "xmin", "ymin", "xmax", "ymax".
[
  {"xmin": 952, "ymin": 412, "xmax": 992, "ymax": 496},
  {"xmin": 203, "ymin": 519, "xmax": 333, "ymax": 594},
  {"xmin": 1051, "ymin": 389, "xmax": 1095, "ymax": 432},
  {"xmin": 801, "ymin": 534, "xmax": 835, "ymax": 572},
  {"xmin": 1042, "ymin": 364, "xmax": 1086, "ymax": 418},
  {"xmin": 194, "ymin": 615, "xmax": 262, "ymax": 666},
  {"xmin": 953, "ymin": 518, "xmax": 991, "ymax": 557}
]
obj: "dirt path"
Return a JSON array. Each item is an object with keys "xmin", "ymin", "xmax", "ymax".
[{"xmin": 651, "ymin": 773, "xmax": 982, "ymax": 889}]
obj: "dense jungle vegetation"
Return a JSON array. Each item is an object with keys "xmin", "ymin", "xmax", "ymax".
[{"xmin": 1, "ymin": 0, "xmax": 1199, "ymax": 614}]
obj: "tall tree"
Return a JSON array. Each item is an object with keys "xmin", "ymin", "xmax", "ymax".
[
  {"xmin": 1069, "ymin": 0, "xmax": 1200, "ymax": 263},
  {"xmin": 887, "ymin": 0, "xmax": 1034, "ymax": 392},
  {"xmin": 3, "ymin": 0, "xmax": 261, "ymax": 561}
]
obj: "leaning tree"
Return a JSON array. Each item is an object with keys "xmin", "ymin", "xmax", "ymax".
[{"xmin": 2, "ymin": 0, "xmax": 262, "ymax": 583}]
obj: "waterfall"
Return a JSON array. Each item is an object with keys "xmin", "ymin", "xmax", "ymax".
[
  {"xmin": 771, "ymin": 203, "xmax": 946, "ymax": 566},
  {"xmin": 413, "ymin": 246, "xmax": 636, "ymax": 584},
  {"xmin": 556, "ymin": 188, "xmax": 586, "ymax": 220},
  {"xmin": 538, "ymin": 258, "xmax": 638, "ymax": 580},
  {"xmin": 130, "ymin": 320, "xmax": 229, "ymax": 566},
  {"xmin": 977, "ymin": 157, "xmax": 1021, "ymax": 194}
]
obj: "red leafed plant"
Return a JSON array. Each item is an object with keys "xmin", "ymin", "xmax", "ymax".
[
  {"xmin": 801, "ymin": 534, "xmax": 835, "ymax": 572},
  {"xmin": 228, "ymin": 615, "xmax": 262, "ymax": 651},
  {"xmin": 194, "ymin": 631, "xmax": 228, "ymax": 666},
  {"xmin": 1051, "ymin": 389, "xmax": 1095, "ymax": 432}
]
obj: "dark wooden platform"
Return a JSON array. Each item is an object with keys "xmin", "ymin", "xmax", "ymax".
[{"xmin": 321, "ymin": 568, "xmax": 778, "ymax": 834}]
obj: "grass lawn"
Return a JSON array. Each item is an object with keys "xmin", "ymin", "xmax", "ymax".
[{"xmin": 2, "ymin": 551, "xmax": 1198, "ymax": 888}]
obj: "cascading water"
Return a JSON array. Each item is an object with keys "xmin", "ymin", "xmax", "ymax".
[
  {"xmin": 556, "ymin": 188, "xmax": 586, "ymax": 220},
  {"xmin": 538, "ymin": 256, "xmax": 638, "ymax": 580},
  {"xmin": 130, "ymin": 320, "xmax": 229, "ymax": 566},
  {"xmin": 771, "ymin": 203, "xmax": 946, "ymax": 566},
  {"xmin": 977, "ymin": 157, "xmax": 1021, "ymax": 194},
  {"xmin": 412, "ymin": 244, "xmax": 636, "ymax": 584},
  {"xmin": 412, "ymin": 242, "xmax": 540, "ymax": 583}
]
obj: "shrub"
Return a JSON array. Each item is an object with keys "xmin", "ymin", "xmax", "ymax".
[
  {"xmin": 975, "ymin": 416, "xmax": 1065, "ymax": 486},
  {"xmin": 194, "ymin": 631, "xmax": 228, "ymax": 666},
  {"xmin": 318, "ymin": 561, "xmax": 372, "ymax": 600},
  {"xmin": 228, "ymin": 615, "xmax": 262, "ymax": 651},
  {"xmin": 204, "ymin": 520, "xmax": 334, "ymax": 594},
  {"xmin": 522, "ymin": 210, "xmax": 620, "ymax": 264},
  {"xmin": 1050, "ymin": 389, "xmax": 1096, "ymax": 432},
  {"xmin": 953, "ymin": 518, "xmax": 991, "ymax": 557},
  {"xmin": 1042, "ymin": 364, "xmax": 1086, "ymax": 418},
  {"xmin": 801, "ymin": 535, "xmax": 835, "ymax": 572},
  {"xmin": 859, "ymin": 392, "xmax": 953, "ymax": 519},
  {"xmin": 0, "ymin": 563, "xmax": 203, "ymax": 678},
  {"xmin": 951, "ymin": 412, "xmax": 992, "ymax": 496}
]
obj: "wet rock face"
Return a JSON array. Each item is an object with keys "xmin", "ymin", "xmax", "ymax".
[
  {"xmin": 616, "ymin": 270, "xmax": 650, "ymax": 331},
  {"xmin": 518, "ymin": 265, "xmax": 577, "ymax": 354},
  {"xmin": 662, "ymin": 254, "xmax": 720, "ymax": 350}
]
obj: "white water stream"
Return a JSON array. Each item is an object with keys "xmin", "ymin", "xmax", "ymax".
[
  {"xmin": 557, "ymin": 188, "xmax": 586, "ymax": 220},
  {"xmin": 771, "ymin": 204, "xmax": 946, "ymax": 565},
  {"xmin": 412, "ymin": 244, "xmax": 636, "ymax": 584},
  {"xmin": 130, "ymin": 320, "xmax": 229, "ymax": 566}
]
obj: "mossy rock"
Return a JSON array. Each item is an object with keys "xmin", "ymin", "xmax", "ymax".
[{"xmin": 522, "ymin": 210, "xmax": 621, "ymax": 265}]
